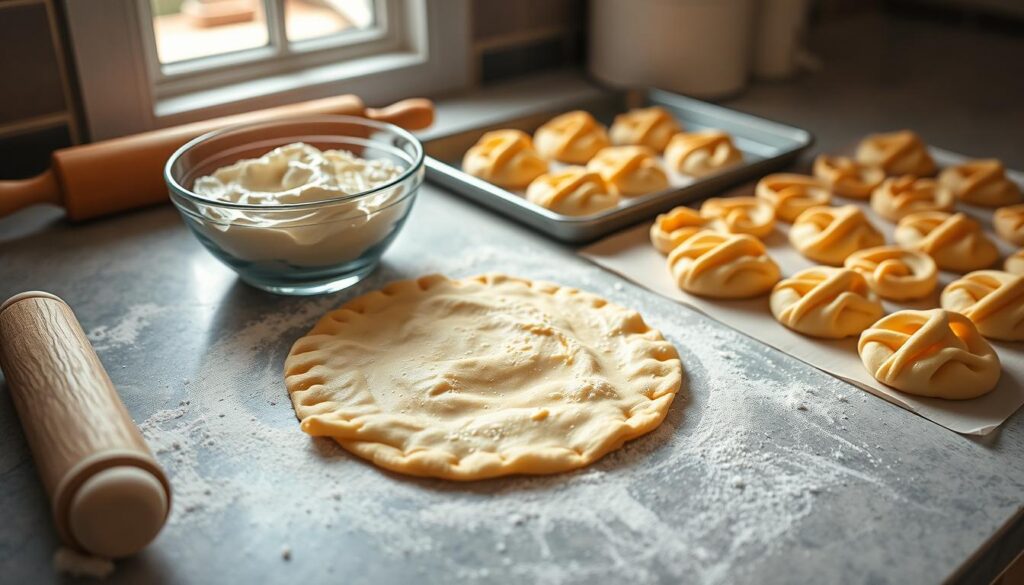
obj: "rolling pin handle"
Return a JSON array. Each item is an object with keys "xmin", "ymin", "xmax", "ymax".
[
  {"xmin": 365, "ymin": 98, "xmax": 435, "ymax": 131},
  {"xmin": 0, "ymin": 169, "xmax": 61, "ymax": 217}
]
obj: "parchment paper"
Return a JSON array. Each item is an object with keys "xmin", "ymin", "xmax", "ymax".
[{"xmin": 580, "ymin": 149, "xmax": 1024, "ymax": 435}]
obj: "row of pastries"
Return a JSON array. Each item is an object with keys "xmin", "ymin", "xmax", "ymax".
[
  {"xmin": 461, "ymin": 107, "xmax": 746, "ymax": 216},
  {"xmin": 648, "ymin": 130, "xmax": 1023, "ymax": 401}
]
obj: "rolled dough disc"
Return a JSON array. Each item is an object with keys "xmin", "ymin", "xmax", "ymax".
[{"xmin": 285, "ymin": 273, "xmax": 683, "ymax": 480}]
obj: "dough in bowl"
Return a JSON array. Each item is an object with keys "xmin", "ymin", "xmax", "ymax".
[
  {"xmin": 526, "ymin": 167, "xmax": 619, "ymax": 216},
  {"xmin": 858, "ymin": 309, "xmax": 1000, "ymax": 400},
  {"xmin": 870, "ymin": 176, "xmax": 953, "ymax": 222},
  {"xmin": 463, "ymin": 130, "xmax": 548, "ymax": 189},
  {"xmin": 533, "ymin": 110, "xmax": 611, "ymax": 165},
  {"xmin": 587, "ymin": 146, "xmax": 669, "ymax": 197},
  {"xmin": 665, "ymin": 131, "xmax": 743, "ymax": 177},
  {"xmin": 667, "ymin": 230, "xmax": 780, "ymax": 298},
  {"xmin": 1007, "ymin": 249, "xmax": 1024, "ymax": 275},
  {"xmin": 789, "ymin": 205, "xmax": 885, "ymax": 266},
  {"xmin": 855, "ymin": 130, "xmax": 936, "ymax": 177},
  {"xmin": 650, "ymin": 206, "xmax": 706, "ymax": 254},
  {"xmin": 700, "ymin": 196, "xmax": 776, "ymax": 238},
  {"xmin": 843, "ymin": 246, "xmax": 938, "ymax": 301},
  {"xmin": 940, "ymin": 270, "xmax": 1024, "ymax": 341},
  {"xmin": 939, "ymin": 159, "xmax": 1021, "ymax": 208},
  {"xmin": 755, "ymin": 173, "xmax": 832, "ymax": 222},
  {"xmin": 994, "ymin": 204, "xmax": 1024, "ymax": 246},
  {"xmin": 894, "ymin": 211, "xmax": 1000, "ymax": 273},
  {"xmin": 608, "ymin": 106, "xmax": 681, "ymax": 152},
  {"xmin": 813, "ymin": 155, "xmax": 885, "ymax": 199},
  {"xmin": 285, "ymin": 273, "xmax": 682, "ymax": 481},
  {"xmin": 770, "ymin": 266, "xmax": 884, "ymax": 339}
]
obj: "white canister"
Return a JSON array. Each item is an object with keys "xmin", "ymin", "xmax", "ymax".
[{"xmin": 588, "ymin": 0, "xmax": 755, "ymax": 99}]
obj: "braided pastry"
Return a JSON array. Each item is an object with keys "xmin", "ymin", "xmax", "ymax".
[
  {"xmin": 587, "ymin": 146, "xmax": 669, "ymax": 197},
  {"xmin": 756, "ymin": 173, "xmax": 832, "ymax": 222},
  {"xmin": 894, "ymin": 211, "xmax": 999, "ymax": 273},
  {"xmin": 941, "ymin": 270, "xmax": 1024, "ymax": 341},
  {"xmin": 665, "ymin": 131, "xmax": 743, "ymax": 177},
  {"xmin": 608, "ymin": 106, "xmax": 681, "ymax": 152},
  {"xmin": 843, "ymin": 246, "xmax": 937, "ymax": 301},
  {"xmin": 463, "ymin": 129, "xmax": 548, "ymax": 189},
  {"xmin": 771, "ymin": 267, "xmax": 884, "ymax": 338},
  {"xmin": 939, "ymin": 159, "xmax": 1021, "ymax": 207},
  {"xmin": 813, "ymin": 155, "xmax": 885, "ymax": 199},
  {"xmin": 525, "ymin": 167, "xmax": 618, "ymax": 216},
  {"xmin": 534, "ymin": 110, "xmax": 610, "ymax": 165},
  {"xmin": 789, "ymin": 205, "xmax": 885, "ymax": 266},
  {"xmin": 858, "ymin": 309, "xmax": 1000, "ymax": 399},
  {"xmin": 855, "ymin": 130, "xmax": 936, "ymax": 177},
  {"xmin": 667, "ymin": 231, "xmax": 780, "ymax": 298}
]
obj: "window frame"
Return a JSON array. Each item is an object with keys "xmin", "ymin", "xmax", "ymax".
[{"xmin": 65, "ymin": 0, "xmax": 469, "ymax": 140}]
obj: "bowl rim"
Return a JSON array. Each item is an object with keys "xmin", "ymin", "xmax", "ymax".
[{"xmin": 164, "ymin": 114, "xmax": 425, "ymax": 211}]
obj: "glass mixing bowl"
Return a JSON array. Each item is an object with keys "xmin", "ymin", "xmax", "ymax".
[{"xmin": 165, "ymin": 116, "xmax": 424, "ymax": 295}]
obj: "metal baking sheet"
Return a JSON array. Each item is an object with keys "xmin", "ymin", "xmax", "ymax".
[{"xmin": 423, "ymin": 88, "xmax": 814, "ymax": 243}]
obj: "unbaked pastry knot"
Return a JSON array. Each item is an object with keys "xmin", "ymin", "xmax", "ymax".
[
  {"xmin": 789, "ymin": 205, "xmax": 885, "ymax": 266},
  {"xmin": 894, "ymin": 211, "xmax": 999, "ymax": 273},
  {"xmin": 526, "ymin": 167, "xmax": 618, "ymax": 216},
  {"xmin": 533, "ymin": 110, "xmax": 611, "ymax": 164},
  {"xmin": 755, "ymin": 173, "xmax": 832, "ymax": 222},
  {"xmin": 1008, "ymin": 249, "xmax": 1024, "ymax": 275},
  {"xmin": 665, "ymin": 131, "xmax": 743, "ymax": 177},
  {"xmin": 650, "ymin": 206, "xmax": 706, "ymax": 254},
  {"xmin": 855, "ymin": 130, "xmax": 937, "ymax": 177},
  {"xmin": 812, "ymin": 155, "xmax": 885, "ymax": 199},
  {"xmin": 667, "ymin": 230, "xmax": 780, "ymax": 298},
  {"xmin": 462, "ymin": 129, "xmax": 548, "ymax": 189},
  {"xmin": 608, "ymin": 106, "xmax": 682, "ymax": 152},
  {"xmin": 586, "ymin": 146, "xmax": 669, "ymax": 197},
  {"xmin": 770, "ymin": 267, "xmax": 884, "ymax": 338},
  {"xmin": 994, "ymin": 204, "xmax": 1024, "ymax": 246},
  {"xmin": 939, "ymin": 159, "xmax": 1021, "ymax": 207},
  {"xmin": 857, "ymin": 309, "xmax": 1000, "ymax": 400},
  {"xmin": 843, "ymin": 246, "xmax": 937, "ymax": 301},
  {"xmin": 700, "ymin": 196, "xmax": 776, "ymax": 238},
  {"xmin": 870, "ymin": 176, "xmax": 953, "ymax": 222},
  {"xmin": 941, "ymin": 270, "xmax": 1024, "ymax": 341}
]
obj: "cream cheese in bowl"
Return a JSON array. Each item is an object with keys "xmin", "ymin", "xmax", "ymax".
[
  {"xmin": 165, "ymin": 117, "xmax": 424, "ymax": 295},
  {"xmin": 193, "ymin": 142, "xmax": 401, "ymax": 205}
]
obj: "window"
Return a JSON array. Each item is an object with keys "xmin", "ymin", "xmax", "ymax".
[{"xmin": 66, "ymin": 0, "xmax": 469, "ymax": 139}]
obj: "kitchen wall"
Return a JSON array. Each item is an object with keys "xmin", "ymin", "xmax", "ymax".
[
  {"xmin": 0, "ymin": 0, "xmax": 1018, "ymax": 180},
  {"xmin": 470, "ymin": 0, "xmax": 586, "ymax": 85},
  {"xmin": 0, "ymin": 0, "xmax": 78, "ymax": 180}
]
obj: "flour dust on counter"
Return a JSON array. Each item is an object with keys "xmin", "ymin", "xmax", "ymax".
[
  {"xmin": 86, "ymin": 303, "xmax": 168, "ymax": 352},
  {"xmin": 117, "ymin": 242, "xmax": 914, "ymax": 584},
  {"xmin": 52, "ymin": 547, "xmax": 115, "ymax": 579}
]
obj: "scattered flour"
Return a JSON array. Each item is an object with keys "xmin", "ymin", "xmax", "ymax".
[
  {"xmin": 87, "ymin": 303, "xmax": 166, "ymax": 351},
  {"xmin": 53, "ymin": 547, "xmax": 114, "ymax": 580},
  {"xmin": 124, "ymin": 246, "xmax": 896, "ymax": 583}
]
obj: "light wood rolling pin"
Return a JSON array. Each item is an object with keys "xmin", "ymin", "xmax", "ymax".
[
  {"xmin": 0, "ymin": 292, "xmax": 171, "ymax": 558},
  {"xmin": 0, "ymin": 95, "xmax": 434, "ymax": 221}
]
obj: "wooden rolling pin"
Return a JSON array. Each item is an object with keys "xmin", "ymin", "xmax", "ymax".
[
  {"xmin": 0, "ymin": 292, "xmax": 171, "ymax": 558},
  {"xmin": 0, "ymin": 95, "xmax": 434, "ymax": 221}
]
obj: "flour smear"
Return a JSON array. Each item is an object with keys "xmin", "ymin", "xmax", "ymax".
[{"xmin": 87, "ymin": 303, "xmax": 166, "ymax": 351}]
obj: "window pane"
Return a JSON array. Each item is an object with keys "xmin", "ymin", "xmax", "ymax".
[
  {"xmin": 285, "ymin": 0, "xmax": 376, "ymax": 43},
  {"xmin": 151, "ymin": 0, "xmax": 270, "ymax": 64}
]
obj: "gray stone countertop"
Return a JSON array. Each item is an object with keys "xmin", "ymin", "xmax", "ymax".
[{"xmin": 1, "ymin": 13, "xmax": 1022, "ymax": 585}]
